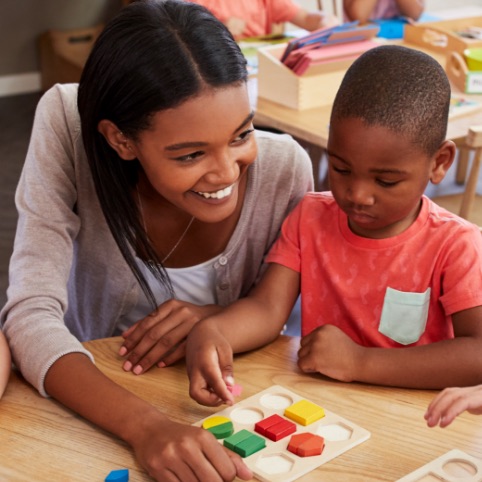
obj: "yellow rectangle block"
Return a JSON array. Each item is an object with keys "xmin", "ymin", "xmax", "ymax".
[{"xmin": 284, "ymin": 399, "xmax": 325, "ymax": 426}]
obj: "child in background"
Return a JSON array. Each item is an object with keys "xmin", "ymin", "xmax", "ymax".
[
  {"xmin": 344, "ymin": 0, "xmax": 425, "ymax": 24},
  {"xmin": 186, "ymin": 45, "xmax": 482, "ymax": 407},
  {"xmin": 0, "ymin": 330, "xmax": 10, "ymax": 398},
  {"xmin": 186, "ymin": 0, "xmax": 338, "ymax": 40},
  {"xmin": 425, "ymin": 385, "xmax": 482, "ymax": 428}
]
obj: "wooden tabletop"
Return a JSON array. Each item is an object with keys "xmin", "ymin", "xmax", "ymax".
[{"xmin": 2, "ymin": 335, "xmax": 482, "ymax": 481}]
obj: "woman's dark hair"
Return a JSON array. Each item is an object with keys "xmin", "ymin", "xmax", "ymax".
[{"xmin": 77, "ymin": 0, "xmax": 248, "ymax": 307}]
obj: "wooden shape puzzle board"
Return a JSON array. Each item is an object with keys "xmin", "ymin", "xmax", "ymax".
[
  {"xmin": 194, "ymin": 385, "xmax": 370, "ymax": 482},
  {"xmin": 397, "ymin": 449, "xmax": 482, "ymax": 482}
]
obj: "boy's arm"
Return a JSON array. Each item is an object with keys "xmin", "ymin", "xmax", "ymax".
[
  {"xmin": 187, "ymin": 263, "xmax": 300, "ymax": 405},
  {"xmin": 298, "ymin": 306, "xmax": 482, "ymax": 388}
]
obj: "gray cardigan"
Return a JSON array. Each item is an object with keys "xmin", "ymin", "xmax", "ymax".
[{"xmin": 1, "ymin": 83, "xmax": 314, "ymax": 396}]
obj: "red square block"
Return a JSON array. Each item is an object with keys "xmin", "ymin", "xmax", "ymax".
[
  {"xmin": 255, "ymin": 414, "xmax": 285, "ymax": 436},
  {"xmin": 255, "ymin": 414, "xmax": 297, "ymax": 441}
]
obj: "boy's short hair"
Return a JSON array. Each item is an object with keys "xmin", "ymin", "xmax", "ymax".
[{"xmin": 330, "ymin": 45, "xmax": 450, "ymax": 156}]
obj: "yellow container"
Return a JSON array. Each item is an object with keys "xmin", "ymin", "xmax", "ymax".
[{"xmin": 464, "ymin": 48, "xmax": 482, "ymax": 71}]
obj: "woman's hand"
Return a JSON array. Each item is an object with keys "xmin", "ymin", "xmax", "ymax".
[
  {"xmin": 186, "ymin": 320, "xmax": 236, "ymax": 407},
  {"xmin": 119, "ymin": 300, "xmax": 223, "ymax": 375},
  {"xmin": 131, "ymin": 412, "xmax": 252, "ymax": 481}
]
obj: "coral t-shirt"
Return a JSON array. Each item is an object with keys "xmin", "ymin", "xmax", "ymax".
[
  {"xmin": 266, "ymin": 193, "xmax": 482, "ymax": 347},
  {"xmin": 188, "ymin": 0, "xmax": 301, "ymax": 37}
]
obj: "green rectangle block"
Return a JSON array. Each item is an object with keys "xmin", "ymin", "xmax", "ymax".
[
  {"xmin": 223, "ymin": 429, "xmax": 252, "ymax": 451},
  {"xmin": 234, "ymin": 433, "xmax": 266, "ymax": 458}
]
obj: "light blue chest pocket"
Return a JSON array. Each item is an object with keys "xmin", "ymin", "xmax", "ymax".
[{"xmin": 378, "ymin": 287, "xmax": 431, "ymax": 345}]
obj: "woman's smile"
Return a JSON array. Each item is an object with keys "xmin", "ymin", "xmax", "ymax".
[{"xmin": 194, "ymin": 183, "xmax": 235, "ymax": 200}]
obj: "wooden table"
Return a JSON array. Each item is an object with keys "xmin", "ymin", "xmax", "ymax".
[{"xmin": 2, "ymin": 335, "xmax": 482, "ymax": 481}]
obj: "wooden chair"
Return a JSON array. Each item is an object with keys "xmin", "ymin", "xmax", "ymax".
[{"xmin": 459, "ymin": 126, "xmax": 482, "ymax": 220}]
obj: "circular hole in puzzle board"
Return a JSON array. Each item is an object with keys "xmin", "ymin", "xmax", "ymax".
[
  {"xmin": 260, "ymin": 393, "xmax": 293, "ymax": 410},
  {"xmin": 230, "ymin": 407, "xmax": 264, "ymax": 424},
  {"xmin": 442, "ymin": 459, "xmax": 478, "ymax": 477},
  {"xmin": 316, "ymin": 423, "xmax": 353, "ymax": 441},
  {"xmin": 256, "ymin": 453, "xmax": 295, "ymax": 475}
]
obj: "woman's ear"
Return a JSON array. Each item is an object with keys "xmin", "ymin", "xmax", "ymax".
[
  {"xmin": 97, "ymin": 119, "xmax": 137, "ymax": 160},
  {"xmin": 430, "ymin": 140, "xmax": 456, "ymax": 185}
]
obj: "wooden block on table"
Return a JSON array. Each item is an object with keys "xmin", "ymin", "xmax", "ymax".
[
  {"xmin": 202, "ymin": 416, "xmax": 234, "ymax": 439},
  {"xmin": 288, "ymin": 433, "xmax": 325, "ymax": 457},
  {"xmin": 284, "ymin": 399, "xmax": 325, "ymax": 426},
  {"xmin": 105, "ymin": 468, "xmax": 129, "ymax": 482}
]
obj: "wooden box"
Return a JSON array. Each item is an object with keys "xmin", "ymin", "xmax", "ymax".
[
  {"xmin": 257, "ymin": 44, "xmax": 355, "ymax": 111},
  {"xmin": 404, "ymin": 17, "xmax": 482, "ymax": 57},
  {"xmin": 446, "ymin": 51, "xmax": 482, "ymax": 94},
  {"xmin": 38, "ymin": 25, "xmax": 103, "ymax": 91}
]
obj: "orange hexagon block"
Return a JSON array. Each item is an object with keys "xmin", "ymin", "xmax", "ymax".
[{"xmin": 287, "ymin": 432, "xmax": 325, "ymax": 457}]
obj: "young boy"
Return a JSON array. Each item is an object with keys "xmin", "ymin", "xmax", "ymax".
[
  {"xmin": 185, "ymin": 45, "xmax": 482, "ymax": 407},
  {"xmin": 186, "ymin": 0, "xmax": 338, "ymax": 40}
]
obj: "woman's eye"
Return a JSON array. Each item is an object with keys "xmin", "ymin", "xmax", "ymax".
[
  {"xmin": 174, "ymin": 151, "xmax": 204, "ymax": 162},
  {"xmin": 232, "ymin": 128, "xmax": 254, "ymax": 144}
]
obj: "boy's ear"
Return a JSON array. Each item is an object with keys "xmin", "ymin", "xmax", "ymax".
[
  {"xmin": 430, "ymin": 140, "xmax": 456, "ymax": 185},
  {"xmin": 97, "ymin": 119, "xmax": 137, "ymax": 160}
]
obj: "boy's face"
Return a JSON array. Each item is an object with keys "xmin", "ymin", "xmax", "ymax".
[{"xmin": 327, "ymin": 117, "xmax": 442, "ymax": 239}]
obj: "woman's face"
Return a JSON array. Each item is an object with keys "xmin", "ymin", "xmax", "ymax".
[{"xmin": 129, "ymin": 84, "xmax": 257, "ymax": 224}]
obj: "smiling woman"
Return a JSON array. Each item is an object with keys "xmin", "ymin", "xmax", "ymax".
[{"xmin": 0, "ymin": 1, "xmax": 313, "ymax": 481}]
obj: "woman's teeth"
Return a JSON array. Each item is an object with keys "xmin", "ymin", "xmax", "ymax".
[{"xmin": 196, "ymin": 185, "xmax": 234, "ymax": 199}]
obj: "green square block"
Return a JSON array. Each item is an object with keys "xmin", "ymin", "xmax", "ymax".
[
  {"xmin": 234, "ymin": 433, "xmax": 266, "ymax": 457},
  {"xmin": 223, "ymin": 429, "xmax": 253, "ymax": 451},
  {"xmin": 223, "ymin": 429, "xmax": 266, "ymax": 457}
]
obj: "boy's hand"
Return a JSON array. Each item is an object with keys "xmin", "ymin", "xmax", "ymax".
[
  {"xmin": 186, "ymin": 320, "xmax": 236, "ymax": 406},
  {"xmin": 425, "ymin": 385, "xmax": 482, "ymax": 428},
  {"xmin": 297, "ymin": 324, "xmax": 364, "ymax": 382},
  {"xmin": 118, "ymin": 300, "xmax": 222, "ymax": 375}
]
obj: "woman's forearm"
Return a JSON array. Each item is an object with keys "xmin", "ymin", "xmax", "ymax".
[{"xmin": 44, "ymin": 352, "xmax": 167, "ymax": 446}]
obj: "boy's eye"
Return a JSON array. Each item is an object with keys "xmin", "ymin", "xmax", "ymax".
[{"xmin": 377, "ymin": 179, "xmax": 400, "ymax": 188}]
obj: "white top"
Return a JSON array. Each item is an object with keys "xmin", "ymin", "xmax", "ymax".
[{"xmin": 116, "ymin": 254, "xmax": 221, "ymax": 333}]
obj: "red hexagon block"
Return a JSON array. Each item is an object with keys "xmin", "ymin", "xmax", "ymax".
[{"xmin": 287, "ymin": 432, "xmax": 325, "ymax": 457}]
